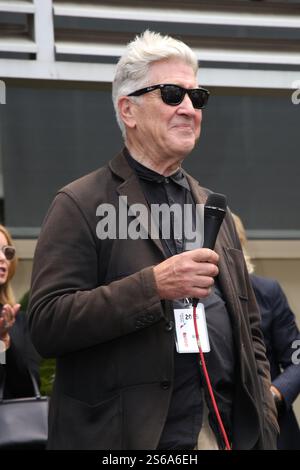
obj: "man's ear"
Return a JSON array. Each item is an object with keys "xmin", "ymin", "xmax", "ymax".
[{"xmin": 118, "ymin": 96, "xmax": 137, "ymax": 130}]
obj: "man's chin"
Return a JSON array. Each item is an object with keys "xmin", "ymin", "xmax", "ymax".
[{"xmin": 174, "ymin": 138, "xmax": 196, "ymax": 156}]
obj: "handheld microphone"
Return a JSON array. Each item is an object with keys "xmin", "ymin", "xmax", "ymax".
[
  {"xmin": 193, "ymin": 192, "xmax": 227, "ymax": 307},
  {"xmin": 203, "ymin": 192, "xmax": 227, "ymax": 249}
]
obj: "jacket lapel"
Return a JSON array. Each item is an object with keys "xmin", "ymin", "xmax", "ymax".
[{"xmin": 109, "ymin": 151, "xmax": 165, "ymax": 256}]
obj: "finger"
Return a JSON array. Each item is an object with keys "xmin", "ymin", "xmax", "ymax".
[
  {"xmin": 1, "ymin": 306, "xmax": 10, "ymax": 322},
  {"xmin": 190, "ymin": 248, "xmax": 219, "ymax": 264},
  {"xmin": 1, "ymin": 304, "xmax": 9, "ymax": 313},
  {"xmin": 0, "ymin": 316, "xmax": 12, "ymax": 333},
  {"xmin": 192, "ymin": 275, "xmax": 215, "ymax": 289},
  {"xmin": 0, "ymin": 317, "xmax": 6, "ymax": 333},
  {"xmin": 193, "ymin": 263, "xmax": 219, "ymax": 278},
  {"xmin": 2, "ymin": 305, "xmax": 16, "ymax": 323},
  {"xmin": 13, "ymin": 304, "xmax": 21, "ymax": 316},
  {"xmin": 2, "ymin": 304, "xmax": 13, "ymax": 315},
  {"xmin": 188, "ymin": 286, "xmax": 213, "ymax": 299}
]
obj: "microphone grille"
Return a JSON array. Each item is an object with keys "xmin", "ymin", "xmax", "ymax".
[{"xmin": 205, "ymin": 192, "xmax": 227, "ymax": 211}]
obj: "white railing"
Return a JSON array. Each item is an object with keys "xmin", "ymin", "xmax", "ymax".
[
  {"xmin": 53, "ymin": 1, "xmax": 300, "ymax": 29},
  {"xmin": 0, "ymin": 0, "xmax": 300, "ymax": 88}
]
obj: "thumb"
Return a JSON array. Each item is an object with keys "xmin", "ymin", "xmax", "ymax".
[{"xmin": 13, "ymin": 304, "xmax": 21, "ymax": 315}]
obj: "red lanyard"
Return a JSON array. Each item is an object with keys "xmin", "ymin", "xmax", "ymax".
[{"xmin": 193, "ymin": 301, "xmax": 231, "ymax": 451}]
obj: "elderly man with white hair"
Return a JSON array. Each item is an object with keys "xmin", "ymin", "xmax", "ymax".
[{"xmin": 28, "ymin": 31, "xmax": 278, "ymax": 450}]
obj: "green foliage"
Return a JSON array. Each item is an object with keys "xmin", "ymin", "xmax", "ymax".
[{"xmin": 40, "ymin": 358, "xmax": 56, "ymax": 396}]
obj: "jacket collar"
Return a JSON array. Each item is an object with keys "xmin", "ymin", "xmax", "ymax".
[{"xmin": 109, "ymin": 148, "xmax": 134, "ymax": 181}]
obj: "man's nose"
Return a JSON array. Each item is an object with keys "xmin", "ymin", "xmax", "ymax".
[{"xmin": 178, "ymin": 93, "xmax": 196, "ymax": 114}]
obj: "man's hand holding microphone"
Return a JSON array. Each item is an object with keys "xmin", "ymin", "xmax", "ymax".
[
  {"xmin": 153, "ymin": 248, "xmax": 219, "ymax": 301},
  {"xmin": 153, "ymin": 193, "xmax": 226, "ymax": 302}
]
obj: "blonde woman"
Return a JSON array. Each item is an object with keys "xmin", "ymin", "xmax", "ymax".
[
  {"xmin": 0, "ymin": 224, "xmax": 21, "ymax": 350},
  {"xmin": 0, "ymin": 225, "xmax": 39, "ymax": 399}
]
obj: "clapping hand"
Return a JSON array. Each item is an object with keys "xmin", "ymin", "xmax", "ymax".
[{"xmin": 0, "ymin": 303, "xmax": 21, "ymax": 350}]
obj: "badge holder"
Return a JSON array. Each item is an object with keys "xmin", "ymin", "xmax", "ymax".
[{"xmin": 174, "ymin": 299, "xmax": 210, "ymax": 354}]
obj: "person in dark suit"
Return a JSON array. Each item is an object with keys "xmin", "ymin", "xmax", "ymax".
[
  {"xmin": 28, "ymin": 31, "xmax": 278, "ymax": 450},
  {"xmin": 233, "ymin": 213, "xmax": 300, "ymax": 450},
  {"xmin": 0, "ymin": 224, "xmax": 40, "ymax": 398}
]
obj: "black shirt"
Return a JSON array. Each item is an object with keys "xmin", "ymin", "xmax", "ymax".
[{"xmin": 125, "ymin": 149, "xmax": 235, "ymax": 449}]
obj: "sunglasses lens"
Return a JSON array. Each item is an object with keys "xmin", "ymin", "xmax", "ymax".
[
  {"xmin": 161, "ymin": 86, "xmax": 209, "ymax": 109},
  {"xmin": 4, "ymin": 246, "xmax": 15, "ymax": 260},
  {"xmin": 190, "ymin": 89, "xmax": 209, "ymax": 109},
  {"xmin": 161, "ymin": 86, "xmax": 185, "ymax": 105}
]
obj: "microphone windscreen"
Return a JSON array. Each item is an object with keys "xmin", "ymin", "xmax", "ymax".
[{"xmin": 205, "ymin": 193, "xmax": 227, "ymax": 211}]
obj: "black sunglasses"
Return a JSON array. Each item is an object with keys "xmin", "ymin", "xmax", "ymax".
[
  {"xmin": 0, "ymin": 245, "xmax": 16, "ymax": 261},
  {"xmin": 128, "ymin": 84, "xmax": 210, "ymax": 109}
]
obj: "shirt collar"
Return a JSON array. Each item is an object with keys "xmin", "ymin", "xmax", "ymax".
[{"xmin": 124, "ymin": 148, "xmax": 190, "ymax": 190}]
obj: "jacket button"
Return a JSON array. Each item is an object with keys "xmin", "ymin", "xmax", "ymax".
[
  {"xmin": 165, "ymin": 321, "xmax": 174, "ymax": 332},
  {"xmin": 135, "ymin": 320, "xmax": 142, "ymax": 329},
  {"xmin": 160, "ymin": 381, "xmax": 170, "ymax": 390}
]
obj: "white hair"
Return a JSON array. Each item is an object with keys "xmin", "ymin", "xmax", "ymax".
[{"xmin": 112, "ymin": 30, "xmax": 198, "ymax": 138}]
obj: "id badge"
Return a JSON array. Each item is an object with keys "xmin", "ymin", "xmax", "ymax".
[{"xmin": 174, "ymin": 303, "xmax": 210, "ymax": 353}]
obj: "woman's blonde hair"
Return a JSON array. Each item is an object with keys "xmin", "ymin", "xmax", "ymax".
[
  {"xmin": 0, "ymin": 225, "xmax": 17, "ymax": 306},
  {"xmin": 232, "ymin": 213, "xmax": 255, "ymax": 274}
]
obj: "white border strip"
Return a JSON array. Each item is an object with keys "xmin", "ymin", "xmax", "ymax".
[{"xmin": 1, "ymin": 59, "xmax": 299, "ymax": 90}]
